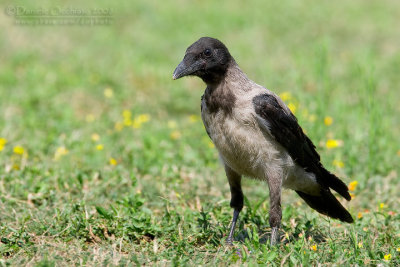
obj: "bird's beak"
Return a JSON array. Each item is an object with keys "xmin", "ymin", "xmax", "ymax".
[
  {"xmin": 172, "ymin": 61, "xmax": 187, "ymax": 80},
  {"xmin": 172, "ymin": 58, "xmax": 203, "ymax": 80}
]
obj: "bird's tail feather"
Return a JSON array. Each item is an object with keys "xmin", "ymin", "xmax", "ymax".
[
  {"xmin": 296, "ymin": 190, "xmax": 354, "ymax": 223},
  {"xmin": 320, "ymin": 167, "xmax": 351, "ymax": 201}
]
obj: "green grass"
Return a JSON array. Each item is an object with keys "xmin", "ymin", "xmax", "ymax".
[{"xmin": 1, "ymin": 0, "xmax": 400, "ymax": 265}]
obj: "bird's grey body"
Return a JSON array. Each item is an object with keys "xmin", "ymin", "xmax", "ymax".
[
  {"xmin": 201, "ymin": 62, "xmax": 320, "ymax": 196},
  {"xmin": 173, "ymin": 37, "xmax": 353, "ymax": 246}
]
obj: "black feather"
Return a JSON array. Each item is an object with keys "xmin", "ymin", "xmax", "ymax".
[
  {"xmin": 296, "ymin": 190, "xmax": 354, "ymax": 223},
  {"xmin": 253, "ymin": 93, "xmax": 351, "ymax": 201}
]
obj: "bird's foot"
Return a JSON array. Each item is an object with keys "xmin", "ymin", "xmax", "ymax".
[
  {"xmin": 225, "ymin": 209, "xmax": 240, "ymax": 246},
  {"xmin": 226, "ymin": 236, "xmax": 234, "ymax": 246},
  {"xmin": 270, "ymin": 227, "xmax": 280, "ymax": 246}
]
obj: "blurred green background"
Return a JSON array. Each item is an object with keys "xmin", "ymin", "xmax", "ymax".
[{"xmin": 0, "ymin": 0, "xmax": 399, "ymax": 265}]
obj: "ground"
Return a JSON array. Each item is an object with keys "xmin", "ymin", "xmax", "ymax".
[{"xmin": 0, "ymin": 0, "xmax": 400, "ymax": 266}]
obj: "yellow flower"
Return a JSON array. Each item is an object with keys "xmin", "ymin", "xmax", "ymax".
[
  {"xmin": 397, "ymin": 150, "xmax": 400, "ymax": 156},
  {"xmin": 357, "ymin": 212, "xmax": 363, "ymax": 219},
  {"xmin": 348, "ymin": 181, "xmax": 358, "ymax": 191},
  {"xmin": 86, "ymin": 114, "xmax": 95, "ymax": 122},
  {"xmin": 122, "ymin": 110, "xmax": 131, "ymax": 118},
  {"xmin": 0, "ymin": 138, "xmax": 7, "ymax": 146},
  {"xmin": 54, "ymin": 146, "xmax": 69, "ymax": 161},
  {"xmin": 279, "ymin": 92, "xmax": 292, "ymax": 102},
  {"xmin": 136, "ymin": 114, "xmax": 150, "ymax": 123},
  {"xmin": 0, "ymin": 138, "xmax": 6, "ymax": 151},
  {"xmin": 287, "ymin": 102, "xmax": 297, "ymax": 114},
  {"xmin": 91, "ymin": 133, "xmax": 100, "ymax": 142},
  {"xmin": 123, "ymin": 118, "xmax": 132, "ymax": 126},
  {"xmin": 13, "ymin": 146, "xmax": 25, "ymax": 155},
  {"xmin": 324, "ymin": 116, "xmax": 333, "ymax": 126},
  {"xmin": 170, "ymin": 130, "xmax": 181, "ymax": 140},
  {"xmin": 96, "ymin": 144, "xmax": 104, "ymax": 151},
  {"xmin": 104, "ymin": 87, "xmax": 114, "ymax": 98},
  {"xmin": 114, "ymin": 122, "xmax": 123, "ymax": 131},
  {"xmin": 109, "ymin": 157, "xmax": 117, "ymax": 166},
  {"xmin": 397, "ymin": 247, "xmax": 400, "ymax": 252},
  {"xmin": 384, "ymin": 254, "xmax": 391, "ymax": 261},
  {"xmin": 379, "ymin": 203, "xmax": 385, "ymax": 209},
  {"xmin": 310, "ymin": 245, "xmax": 317, "ymax": 251},
  {"xmin": 357, "ymin": 242, "xmax": 363, "ymax": 248},
  {"xmin": 167, "ymin": 120, "xmax": 177, "ymax": 129},
  {"xmin": 325, "ymin": 139, "xmax": 342, "ymax": 149},
  {"xmin": 332, "ymin": 160, "xmax": 344, "ymax": 168},
  {"xmin": 189, "ymin": 114, "xmax": 200, "ymax": 123},
  {"xmin": 132, "ymin": 114, "xmax": 151, "ymax": 129}
]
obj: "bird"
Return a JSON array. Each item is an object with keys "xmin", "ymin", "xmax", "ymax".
[{"xmin": 172, "ymin": 37, "xmax": 353, "ymax": 246}]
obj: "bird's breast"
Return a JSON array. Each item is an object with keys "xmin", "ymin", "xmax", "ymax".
[{"xmin": 201, "ymin": 103, "xmax": 283, "ymax": 179}]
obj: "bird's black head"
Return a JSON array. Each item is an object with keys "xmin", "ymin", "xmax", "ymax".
[{"xmin": 173, "ymin": 37, "xmax": 232, "ymax": 85}]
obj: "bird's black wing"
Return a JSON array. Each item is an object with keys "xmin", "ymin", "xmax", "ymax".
[
  {"xmin": 201, "ymin": 94, "xmax": 211, "ymax": 139},
  {"xmin": 253, "ymin": 94, "xmax": 320, "ymax": 171},
  {"xmin": 253, "ymin": 93, "xmax": 351, "ymax": 200}
]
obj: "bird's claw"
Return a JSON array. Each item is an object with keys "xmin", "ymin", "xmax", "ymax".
[{"xmin": 270, "ymin": 227, "xmax": 280, "ymax": 246}]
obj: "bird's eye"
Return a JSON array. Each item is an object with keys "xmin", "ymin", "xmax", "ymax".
[{"xmin": 203, "ymin": 49, "xmax": 212, "ymax": 57}]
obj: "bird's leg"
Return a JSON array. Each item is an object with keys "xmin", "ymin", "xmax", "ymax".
[
  {"xmin": 267, "ymin": 176, "xmax": 282, "ymax": 246},
  {"xmin": 224, "ymin": 164, "xmax": 243, "ymax": 246},
  {"xmin": 226, "ymin": 209, "xmax": 240, "ymax": 245}
]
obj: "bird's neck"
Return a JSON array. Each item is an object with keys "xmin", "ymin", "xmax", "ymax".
[
  {"xmin": 203, "ymin": 60, "xmax": 249, "ymax": 115},
  {"xmin": 224, "ymin": 61, "xmax": 250, "ymax": 88},
  {"xmin": 205, "ymin": 60, "xmax": 248, "ymax": 91}
]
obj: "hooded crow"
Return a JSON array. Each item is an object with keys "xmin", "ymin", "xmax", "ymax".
[{"xmin": 173, "ymin": 37, "xmax": 353, "ymax": 246}]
